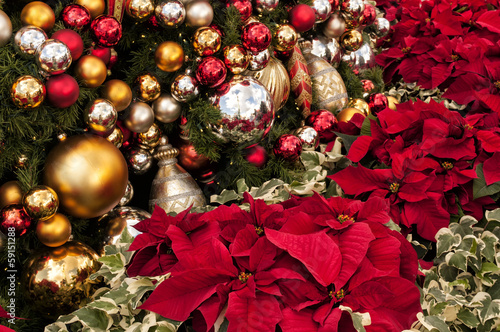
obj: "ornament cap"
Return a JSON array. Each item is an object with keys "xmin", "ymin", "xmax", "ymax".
[{"xmin": 154, "ymin": 136, "xmax": 179, "ymax": 161}]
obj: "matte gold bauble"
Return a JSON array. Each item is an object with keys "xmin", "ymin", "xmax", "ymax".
[
  {"xmin": 336, "ymin": 107, "xmax": 365, "ymax": 122},
  {"xmin": 22, "ymin": 185, "xmax": 59, "ymax": 221},
  {"xmin": 155, "ymin": 41, "xmax": 184, "ymax": 72},
  {"xmin": 74, "ymin": 55, "xmax": 107, "ymax": 88},
  {"xmin": 21, "ymin": 1, "xmax": 55, "ymax": 32},
  {"xmin": 192, "ymin": 27, "xmax": 221, "ymax": 57},
  {"xmin": 347, "ymin": 98, "xmax": 370, "ymax": 115},
  {"xmin": 101, "ymin": 79, "xmax": 133, "ymax": 112},
  {"xmin": 43, "ymin": 135, "xmax": 128, "ymax": 219},
  {"xmin": 387, "ymin": 96, "xmax": 399, "ymax": 111},
  {"xmin": 134, "ymin": 73, "xmax": 161, "ymax": 102},
  {"xmin": 340, "ymin": 29, "xmax": 363, "ymax": 52},
  {"xmin": 36, "ymin": 213, "xmax": 71, "ymax": 247},
  {"xmin": 0, "ymin": 181, "xmax": 23, "ymax": 210},
  {"xmin": 22, "ymin": 241, "xmax": 101, "ymax": 318},
  {"xmin": 75, "ymin": 0, "xmax": 106, "ymax": 19},
  {"xmin": 11, "ymin": 75, "xmax": 46, "ymax": 109},
  {"xmin": 273, "ymin": 24, "xmax": 298, "ymax": 52}
]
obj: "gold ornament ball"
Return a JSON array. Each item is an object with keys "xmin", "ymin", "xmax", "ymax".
[
  {"xmin": 22, "ymin": 241, "xmax": 101, "ymax": 318},
  {"xmin": 106, "ymin": 126, "xmax": 124, "ymax": 148},
  {"xmin": 137, "ymin": 123, "xmax": 162, "ymax": 149},
  {"xmin": 340, "ymin": 30, "xmax": 363, "ymax": 52},
  {"xmin": 11, "ymin": 75, "xmax": 46, "ymax": 109},
  {"xmin": 36, "ymin": 213, "xmax": 72, "ymax": 247},
  {"xmin": 101, "ymin": 80, "xmax": 133, "ymax": 112},
  {"xmin": 75, "ymin": 0, "xmax": 106, "ymax": 19},
  {"xmin": 0, "ymin": 181, "xmax": 23, "ymax": 210},
  {"xmin": 74, "ymin": 55, "xmax": 107, "ymax": 88},
  {"xmin": 273, "ymin": 24, "xmax": 298, "ymax": 52},
  {"xmin": 21, "ymin": 1, "xmax": 55, "ymax": 32},
  {"xmin": 387, "ymin": 96, "xmax": 399, "ymax": 111},
  {"xmin": 22, "ymin": 185, "xmax": 59, "ymax": 221},
  {"xmin": 43, "ymin": 134, "xmax": 128, "ymax": 219},
  {"xmin": 223, "ymin": 45, "xmax": 249, "ymax": 74},
  {"xmin": 192, "ymin": 27, "xmax": 221, "ymax": 56},
  {"xmin": 155, "ymin": 41, "xmax": 184, "ymax": 72},
  {"xmin": 185, "ymin": 0, "xmax": 213, "ymax": 27},
  {"xmin": 126, "ymin": 0, "xmax": 155, "ymax": 21},
  {"xmin": 348, "ymin": 98, "xmax": 370, "ymax": 115},
  {"xmin": 134, "ymin": 73, "xmax": 161, "ymax": 102},
  {"xmin": 337, "ymin": 107, "xmax": 366, "ymax": 122}
]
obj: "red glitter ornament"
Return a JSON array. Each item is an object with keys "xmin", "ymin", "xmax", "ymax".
[
  {"xmin": 241, "ymin": 22, "xmax": 272, "ymax": 53},
  {"xmin": 274, "ymin": 134, "xmax": 302, "ymax": 161},
  {"xmin": 245, "ymin": 145, "xmax": 268, "ymax": 168},
  {"xmin": 46, "ymin": 74, "xmax": 80, "ymax": 108},
  {"xmin": 227, "ymin": 0, "xmax": 252, "ymax": 21},
  {"xmin": 90, "ymin": 15, "xmax": 122, "ymax": 47},
  {"xmin": 52, "ymin": 29, "xmax": 84, "ymax": 60},
  {"xmin": 288, "ymin": 4, "xmax": 316, "ymax": 33},
  {"xmin": 61, "ymin": 4, "xmax": 91, "ymax": 30},
  {"xmin": 0, "ymin": 204, "xmax": 32, "ymax": 237},
  {"xmin": 361, "ymin": 3, "xmax": 376, "ymax": 26},
  {"xmin": 305, "ymin": 109, "xmax": 338, "ymax": 142},
  {"xmin": 90, "ymin": 45, "xmax": 111, "ymax": 65},
  {"xmin": 367, "ymin": 93, "xmax": 389, "ymax": 115},
  {"xmin": 196, "ymin": 56, "xmax": 227, "ymax": 88}
]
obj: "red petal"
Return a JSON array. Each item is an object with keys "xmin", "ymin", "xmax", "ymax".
[
  {"xmin": 477, "ymin": 130, "xmax": 500, "ymax": 153},
  {"xmin": 404, "ymin": 199, "xmax": 450, "ymax": 241},
  {"xmin": 249, "ymin": 237, "xmax": 277, "ymax": 272},
  {"xmin": 477, "ymin": 10, "xmax": 500, "ymax": 33},
  {"xmin": 347, "ymin": 136, "xmax": 374, "ymax": 162},
  {"xmin": 483, "ymin": 152, "xmax": 500, "ymax": 185},
  {"xmin": 329, "ymin": 165, "xmax": 393, "ymax": 197},
  {"xmin": 280, "ymin": 308, "xmax": 319, "ymax": 332}
]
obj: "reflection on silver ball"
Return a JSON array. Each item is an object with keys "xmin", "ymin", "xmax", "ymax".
[
  {"xmin": 312, "ymin": 0, "xmax": 332, "ymax": 23},
  {"xmin": 85, "ymin": 98, "xmax": 117, "ymax": 134},
  {"xmin": 15, "ymin": 26, "xmax": 47, "ymax": 56},
  {"xmin": 155, "ymin": 0, "xmax": 185, "ymax": 28},
  {"xmin": 352, "ymin": 43, "xmax": 376, "ymax": 70},
  {"xmin": 185, "ymin": 0, "xmax": 213, "ymax": 27},
  {"xmin": 248, "ymin": 48, "xmax": 270, "ymax": 71},
  {"xmin": 254, "ymin": 0, "xmax": 279, "ymax": 12},
  {"xmin": 341, "ymin": 51, "xmax": 356, "ymax": 67},
  {"xmin": 119, "ymin": 181, "xmax": 134, "ymax": 206},
  {"xmin": 171, "ymin": 74, "xmax": 199, "ymax": 102},
  {"xmin": 35, "ymin": 39, "xmax": 72, "ymax": 76},
  {"xmin": 124, "ymin": 101, "xmax": 155, "ymax": 133},
  {"xmin": 0, "ymin": 10, "xmax": 12, "ymax": 47},
  {"xmin": 153, "ymin": 93, "xmax": 182, "ymax": 123},
  {"xmin": 323, "ymin": 13, "xmax": 345, "ymax": 39},
  {"xmin": 209, "ymin": 76, "xmax": 275, "ymax": 148},
  {"xmin": 126, "ymin": 146, "xmax": 153, "ymax": 174},
  {"xmin": 294, "ymin": 126, "xmax": 319, "ymax": 151},
  {"xmin": 309, "ymin": 35, "xmax": 342, "ymax": 66},
  {"xmin": 98, "ymin": 206, "xmax": 150, "ymax": 247},
  {"xmin": 374, "ymin": 17, "xmax": 390, "ymax": 37}
]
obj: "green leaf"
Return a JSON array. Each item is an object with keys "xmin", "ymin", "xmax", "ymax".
[
  {"xmin": 487, "ymin": 279, "xmax": 500, "ymax": 299},
  {"xmin": 210, "ymin": 189, "xmax": 241, "ymax": 204},
  {"xmin": 383, "ymin": 219, "xmax": 401, "ymax": 232},
  {"xmin": 456, "ymin": 308, "xmax": 480, "ymax": 328},
  {"xmin": 339, "ymin": 306, "xmax": 369, "ymax": 332},
  {"xmin": 360, "ymin": 114, "xmax": 375, "ymax": 136},
  {"xmin": 236, "ymin": 178, "xmax": 249, "ymax": 193},
  {"xmin": 480, "ymin": 231, "xmax": 499, "ymax": 262},
  {"xmin": 249, "ymin": 178, "xmax": 285, "ymax": 199},
  {"xmin": 88, "ymin": 299, "xmax": 119, "ymax": 314},
  {"xmin": 473, "ymin": 164, "xmax": 500, "ymax": 199},
  {"xmin": 300, "ymin": 151, "xmax": 326, "ymax": 169},
  {"xmin": 485, "ymin": 208, "xmax": 500, "ymax": 223},
  {"xmin": 334, "ymin": 132, "xmax": 359, "ymax": 153},
  {"xmin": 436, "ymin": 227, "xmax": 462, "ymax": 257},
  {"xmin": 417, "ymin": 313, "xmax": 451, "ymax": 332},
  {"xmin": 446, "ymin": 250, "xmax": 468, "ymax": 271},
  {"xmin": 98, "ymin": 254, "xmax": 125, "ymax": 271},
  {"xmin": 73, "ymin": 307, "xmax": 113, "ymax": 332}
]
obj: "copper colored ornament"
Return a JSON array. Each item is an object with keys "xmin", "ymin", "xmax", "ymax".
[
  {"xmin": 155, "ymin": 41, "xmax": 184, "ymax": 72},
  {"xmin": 192, "ymin": 27, "xmax": 221, "ymax": 57},
  {"xmin": 14, "ymin": 26, "xmax": 47, "ymax": 56},
  {"xmin": 153, "ymin": 93, "xmax": 182, "ymax": 123},
  {"xmin": 75, "ymin": 0, "xmax": 106, "ymax": 19},
  {"xmin": 124, "ymin": 101, "xmax": 155, "ymax": 133},
  {"xmin": 288, "ymin": 4, "xmax": 316, "ymax": 33},
  {"xmin": 340, "ymin": 30, "xmax": 363, "ymax": 51},
  {"xmin": 255, "ymin": 0, "xmax": 279, "ymax": 12},
  {"xmin": 36, "ymin": 213, "xmax": 71, "ymax": 247},
  {"xmin": 52, "ymin": 29, "xmax": 84, "ymax": 60},
  {"xmin": 311, "ymin": 0, "xmax": 332, "ymax": 22},
  {"xmin": 101, "ymin": 79, "xmax": 133, "ymax": 112},
  {"xmin": 305, "ymin": 109, "xmax": 338, "ymax": 141},
  {"xmin": 155, "ymin": 0, "xmax": 185, "ymax": 28},
  {"xmin": 274, "ymin": 134, "xmax": 302, "ymax": 161},
  {"xmin": 0, "ymin": 181, "xmax": 23, "ymax": 210},
  {"xmin": 11, "ymin": 75, "xmax": 46, "ymax": 109},
  {"xmin": 337, "ymin": 107, "xmax": 365, "ymax": 122},
  {"xmin": 323, "ymin": 13, "xmax": 345, "ymax": 38},
  {"xmin": 223, "ymin": 45, "xmax": 249, "ymax": 74},
  {"xmin": 36, "ymin": 39, "xmax": 72, "ymax": 76},
  {"xmin": 74, "ymin": 55, "xmax": 107, "ymax": 88},
  {"xmin": 61, "ymin": 4, "xmax": 91, "ymax": 30},
  {"xmin": 387, "ymin": 96, "xmax": 399, "ymax": 111},
  {"xmin": 98, "ymin": 206, "xmax": 149, "ymax": 247},
  {"xmin": 22, "ymin": 241, "xmax": 101, "ymax": 318},
  {"xmin": 134, "ymin": 74, "xmax": 161, "ymax": 102},
  {"xmin": 85, "ymin": 98, "xmax": 118, "ymax": 135},
  {"xmin": 294, "ymin": 126, "xmax": 319, "ymax": 151},
  {"xmin": 273, "ymin": 24, "xmax": 298, "ymax": 52},
  {"xmin": 245, "ymin": 145, "xmax": 267, "ymax": 168},
  {"xmin": 106, "ymin": 126, "xmax": 124, "ymax": 148},
  {"xmin": 348, "ymin": 98, "xmax": 370, "ymax": 115},
  {"xmin": 21, "ymin": 1, "xmax": 55, "ymax": 32},
  {"xmin": 43, "ymin": 134, "xmax": 128, "ymax": 219},
  {"xmin": 149, "ymin": 136, "xmax": 206, "ymax": 213},
  {"xmin": 126, "ymin": 0, "xmax": 155, "ymax": 21},
  {"xmin": 137, "ymin": 123, "xmax": 162, "ymax": 149},
  {"xmin": 186, "ymin": 0, "xmax": 213, "ymax": 27},
  {"xmin": 171, "ymin": 74, "xmax": 199, "ymax": 102},
  {"xmin": 285, "ymin": 46, "xmax": 312, "ymax": 118},
  {"xmin": 227, "ymin": 0, "xmax": 252, "ymax": 21},
  {"xmin": 196, "ymin": 56, "xmax": 227, "ymax": 88},
  {"xmin": 367, "ymin": 93, "xmax": 389, "ymax": 115},
  {"xmin": 119, "ymin": 182, "xmax": 134, "ymax": 206},
  {"xmin": 91, "ymin": 15, "xmax": 122, "ymax": 47},
  {"xmin": 22, "ymin": 185, "xmax": 59, "ymax": 221},
  {"xmin": 248, "ymin": 48, "xmax": 270, "ymax": 70},
  {"xmin": 177, "ymin": 140, "xmax": 211, "ymax": 175},
  {"xmin": 241, "ymin": 22, "xmax": 272, "ymax": 53},
  {"xmin": 0, "ymin": 9, "xmax": 12, "ymax": 47},
  {"xmin": 126, "ymin": 146, "xmax": 153, "ymax": 174},
  {"xmin": 0, "ymin": 204, "xmax": 32, "ymax": 237}
]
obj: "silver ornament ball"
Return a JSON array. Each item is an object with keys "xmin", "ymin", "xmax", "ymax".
[
  {"xmin": 153, "ymin": 93, "xmax": 182, "ymax": 123},
  {"xmin": 124, "ymin": 101, "xmax": 155, "ymax": 133},
  {"xmin": 309, "ymin": 35, "xmax": 342, "ymax": 66},
  {"xmin": 352, "ymin": 42, "xmax": 376, "ymax": 70},
  {"xmin": 209, "ymin": 75, "xmax": 275, "ymax": 148},
  {"xmin": 294, "ymin": 126, "xmax": 319, "ymax": 151},
  {"xmin": 185, "ymin": 0, "xmax": 213, "ymax": 27},
  {"xmin": 248, "ymin": 48, "xmax": 270, "ymax": 71},
  {"xmin": 126, "ymin": 146, "xmax": 153, "ymax": 175},
  {"xmin": 35, "ymin": 39, "xmax": 72, "ymax": 76},
  {"xmin": 171, "ymin": 74, "xmax": 199, "ymax": 102},
  {"xmin": 373, "ymin": 17, "xmax": 390, "ymax": 37},
  {"xmin": 0, "ymin": 10, "xmax": 12, "ymax": 47},
  {"xmin": 85, "ymin": 98, "xmax": 117, "ymax": 134},
  {"xmin": 312, "ymin": 0, "xmax": 332, "ymax": 23},
  {"xmin": 323, "ymin": 13, "xmax": 345, "ymax": 39},
  {"xmin": 155, "ymin": 0, "xmax": 186, "ymax": 28},
  {"xmin": 119, "ymin": 181, "xmax": 134, "ymax": 206},
  {"xmin": 14, "ymin": 25, "xmax": 47, "ymax": 56},
  {"xmin": 254, "ymin": 0, "xmax": 279, "ymax": 12},
  {"xmin": 98, "ymin": 206, "xmax": 150, "ymax": 246}
]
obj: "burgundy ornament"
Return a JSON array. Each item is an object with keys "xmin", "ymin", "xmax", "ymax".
[
  {"xmin": 61, "ymin": 4, "xmax": 91, "ymax": 30},
  {"xmin": 227, "ymin": 0, "xmax": 252, "ymax": 21},
  {"xmin": 360, "ymin": 3, "xmax": 376, "ymax": 26},
  {"xmin": 361, "ymin": 79, "xmax": 375, "ymax": 92},
  {"xmin": 241, "ymin": 22, "xmax": 272, "ymax": 53},
  {"xmin": 274, "ymin": 134, "xmax": 302, "ymax": 161},
  {"xmin": 91, "ymin": 15, "xmax": 122, "ymax": 47},
  {"xmin": 0, "ymin": 204, "xmax": 32, "ymax": 237},
  {"xmin": 52, "ymin": 29, "xmax": 84, "ymax": 60},
  {"xmin": 195, "ymin": 56, "xmax": 227, "ymax": 88},
  {"xmin": 245, "ymin": 145, "xmax": 267, "ymax": 168},
  {"xmin": 367, "ymin": 93, "xmax": 389, "ymax": 115},
  {"xmin": 305, "ymin": 109, "xmax": 338, "ymax": 142},
  {"xmin": 46, "ymin": 74, "xmax": 80, "ymax": 108}
]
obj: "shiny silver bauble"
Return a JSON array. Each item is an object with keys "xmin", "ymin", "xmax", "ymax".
[
  {"xmin": 171, "ymin": 73, "xmax": 199, "ymax": 102},
  {"xmin": 35, "ymin": 39, "xmax": 72, "ymax": 76},
  {"xmin": 14, "ymin": 25, "xmax": 47, "ymax": 56},
  {"xmin": 248, "ymin": 48, "xmax": 270, "ymax": 71},
  {"xmin": 309, "ymin": 35, "xmax": 342, "ymax": 66}
]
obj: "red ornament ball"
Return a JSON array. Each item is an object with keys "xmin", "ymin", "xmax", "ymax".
[
  {"xmin": 61, "ymin": 4, "xmax": 91, "ymax": 30},
  {"xmin": 227, "ymin": 0, "xmax": 252, "ymax": 21},
  {"xmin": 245, "ymin": 145, "xmax": 268, "ymax": 168},
  {"xmin": 90, "ymin": 45, "xmax": 111, "ymax": 65},
  {"xmin": 361, "ymin": 79, "xmax": 375, "ymax": 92},
  {"xmin": 361, "ymin": 4, "xmax": 377, "ymax": 26},
  {"xmin": 108, "ymin": 48, "xmax": 118, "ymax": 69},
  {"xmin": 196, "ymin": 56, "xmax": 227, "ymax": 88},
  {"xmin": 177, "ymin": 140, "xmax": 211, "ymax": 175},
  {"xmin": 367, "ymin": 93, "xmax": 389, "ymax": 115},
  {"xmin": 46, "ymin": 74, "xmax": 80, "ymax": 108},
  {"xmin": 91, "ymin": 15, "xmax": 122, "ymax": 47},
  {"xmin": 274, "ymin": 134, "xmax": 302, "ymax": 161},
  {"xmin": 241, "ymin": 22, "xmax": 272, "ymax": 53},
  {"xmin": 52, "ymin": 29, "xmax": 84, "ymax": 60},
  {"xmin": 0, "ymin": 204, "xmax": 32, "ymax": 237},
  {"xmin": 289, "ymin": 4, "xmax": 316, "ymax": 33},
  {"xmin": 305, "ymin": 109, "xmax": 338, "ymax": 142}
]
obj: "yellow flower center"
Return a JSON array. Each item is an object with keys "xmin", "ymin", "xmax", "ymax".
[
  {"xmin": 329, "ymin": 289, "xmax": 345, "ymax": 300},
  {"xmin": 389, "ymin": 182, "xmax": 400, "ymax": 193},
  {"xmin": 441, "ymin": 162, "xmax": 454, "ymax": 170},
  {"xmin": 239, "ymin": 272, "xmax": 252, "ymax": 283},
  {"xmin": 255, "ymin": 226, "xmax": 264, "ymax": 235},
  {"xmin": 337, "ymin": 214, "xmax": 355, "ymax": 224}
]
